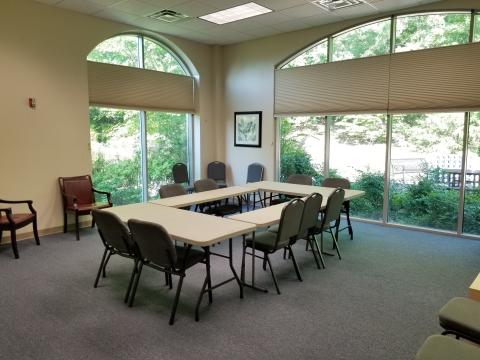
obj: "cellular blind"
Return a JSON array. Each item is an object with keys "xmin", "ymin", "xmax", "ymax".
[
  {"xmin": 275, "ymin": 42, "xmax": 480, "ymax": 116},
  {"xmin": 87, "ymin": 61, "xmax": 195, "ymax": 113},
  {"xmin": 388, "ymin": 43, "xmax": 480, "ymax": 113},
  {"xmin": 274, "ymin": 55, "xmax": 390, "ymax": 116}
]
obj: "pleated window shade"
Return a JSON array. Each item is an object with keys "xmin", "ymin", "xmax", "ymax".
[
  {"xmin": 388, "ymin": 43, "xmax": 480, "ymax": 113},
  {"xmin": 275, "ymin": 55, "xmax": 390, "ymax": 116},
  {"xmin": 87, "ymin": 61, "xmax": 195, "ymax": 113},
  {"xmin": 275, "ymin": 42, "xmax": 480, "ymax": 116}
]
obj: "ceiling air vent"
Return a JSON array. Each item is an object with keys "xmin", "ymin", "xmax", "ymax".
[
  {"xmin": 147, "ymin": 9, "xmax": 189, "ymax": 23},
  {"xmin": 311, "ymin": 0, "xmax": 366, "ymax": 11}
]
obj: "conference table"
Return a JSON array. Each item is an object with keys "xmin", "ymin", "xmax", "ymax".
[{"xmin": 106, "ymin": 181, "xmax": 364, "ymax": 318}]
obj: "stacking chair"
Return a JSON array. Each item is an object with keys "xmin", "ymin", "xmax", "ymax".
[
  {"xmin": 438, "ymin": 297, "xmax": 480, "ymax": 344},
  {"xmin": 269, "ymin": 174, "xmax": 313, "ymax": 206},
  {"xmin": 242, "ymin": 198, "xmax": 304, "ymax": 294},
  {"xmin": 322, "ymin": 177, "xmax": 353, "ymax": 240},
  {"xmin": 244, "ymin": 162, "xmax": 264, "ymax": 210},
  {"xmin": 0, "ymin": 199, "xmax": 40, "ymax": 259},
  {"xmin": 207, "ymin": 161, "xmax": 227, "ymax": 188},
  {"xmin": 194, "ymin": 179, "xmax": 241, "ymax": 216},
  {"xmin": 127, "ymin": 219, "xmax": 207, "ymax": 325},
  {"xmin": 159, "ymin": 183, "xmax": 190, "ymax": 211},
  {"xmin": 415, "ymin": 335, "xmax": 480, "ymax": 360},
  {"xmin": 313, "ymin": 188, "xmax": 345, "ymax": 260},
  {"xmin": 172, "ymin": 163, "xmax": 193, "ymax": 193},
  {"xmin": 58, "ymin": 175, "xmax": 112, "ymax": 240},
  {"xmin": 91, "ymin": 210, "xmax": 138, "ymax": 303}
]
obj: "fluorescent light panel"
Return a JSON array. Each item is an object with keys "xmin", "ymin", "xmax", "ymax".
[{"xmin": 199, "ymin": 2, "xmax": 272, "ymax": 25}]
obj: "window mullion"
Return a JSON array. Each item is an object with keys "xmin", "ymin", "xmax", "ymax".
[
  {"xmin": 137, "ymin": 36, "xmax": 148, "ymax": 202},
  {"xmin": 469, "ymin": 10, "xmax": 475, "ymax": 43},
  {"xmin": 457, "ymin": 112, "xmax": 470, "ymax": 235},
  {"xmin": 383, "ymin": 115, "xmax": 393, "ymax": 224}
]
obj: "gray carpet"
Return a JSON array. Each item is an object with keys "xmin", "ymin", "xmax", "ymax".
[{"xmin": 0, "ymin": 222, "xmax": 478, "ymax": 360}]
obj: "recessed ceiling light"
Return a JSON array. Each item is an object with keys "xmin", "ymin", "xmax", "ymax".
[
  {"xmin": 199, "ymin": 2, "xmax": 272, "ymax": 25},
  {"xmin": 311, "ymin": 0, "xmax": 365, "ymax": 11}
]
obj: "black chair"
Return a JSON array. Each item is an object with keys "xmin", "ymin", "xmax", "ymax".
[
  {"xmin": 172, "ymin": 163, "xmax": 193, "ymax": 193},
  {"xmin": 322, "ymin": 177, "xmax": 353, "ymax": 240},
  {"xmin": 270, "ymin": 174, "xmax": 313, "ymax": 206},
  {"xmin": 92, "ymin": 210, "xmax": 138, "ymax": 303},
  {"xmin": 439, "ymin": 297, "xmax": 480, "ymax": 344},
  {"xmin": 242, "ymin": 198, "xmax": 304, "ymax": 294},
  {"xmin": 194, "ymin": 179, "xmax": 241, "ymax": 216},
  {"xmin": 0, "ymin": 199, "xmax": 40, "ymax": 259},
  {"xmin": 207, "ymin": 161, "xmax": 227, "ymax": 188},
  {"xmin": 244, "ymin": 162, "xmax": 265, "ymax": 211},
  {"xmin": 313, "ymin": 188, "xmax": 345, "ymax": 260},
  {"xmin": 127, "ymin": 219, "xmax": 208, "ymax": 325},
  {"xmin": 415, "ymin": 335, "xmax": 480, "ymax": 360},
  {"xmin": 159, "ymin": 183, "xmax": 190, "ymax": 211}
]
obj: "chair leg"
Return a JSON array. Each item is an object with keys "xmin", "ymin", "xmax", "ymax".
[
  {"xmin": 32, "ymin": 216, "xmax": 40, "ymax": 245},
  {"xmin": 102, "ymin": 251, "xmax": 112, "ymax": 277},
  {"xmin": 263, "ymin": 253, "xmax": 267, "ymax": 270},
  {"xmin": 124, "ymin": 260, "xmax": 138, "ymax": 303},
  {"xmin": 312, "ymin": 235, "xmax": 326, "ymax": 269},
  {"xmin": 307, "ymin": 237, "xmax": 321, "ymax": 269},
  {"xmin": 169, "ymin": 275, "xmax": 184, "ymax": 325},
  {"xmin": 91, "ymin": 217, "xmax": 96, "ymax": 229},
  {"xmin": 265, "ymin": 254, "xmax": 281, "ymax": 295},
  {"xmin": 0, "ymin": 229, "xmax": 3, "ymax": 243},
  {"xmin": 288, "ymin": 246, "xmax": 303, "ymax": 281},
  {"xmin": 128, "ymin": 262, "xmax": 144, "ymax": 307},
  {"xmin": 75, "ymin": 212, "xmax": 80, "ymax": 240},
  {"xmin": 241, "ymin": 237, "xmax": 246, "ymax": 283},
  {"xmin": 330, "ymin": 231, "xmax": 342, "ymax": 260},
  {"xmin": 345, "ymin": 204, "xmax": 353, "ymax": 240},
  {"xmin": 10, "ymin": 229, "xmax": 19, "ymax": 259},
  {"xmin": 94, "ymin": 248, "xmax": 108, "ymax": 288},
  {"xmin": 63, "ymin": 212, "xmax": 67, "ymax": 233}
]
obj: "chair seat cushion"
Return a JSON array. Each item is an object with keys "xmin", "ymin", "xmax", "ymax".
[
  {"xmin": 66, "ymin": 202, "xmax": 111, "ymax": 212},
  {"xmin": 216, "ymin": 204, "xmax": 241, "ymax": 216},
  {"xmin": 267, "ymin": 224, "xmax": 279, "ymax": 233},
  {"xmin": 0, "ymin": 213, "xmax": 34, "ymax": 227},
  {"xmin": 439, "ymin": 297, "xmax": 480, "ymax": 341},
  {"xmin": 246, "ymin": 231, "xmax": 277, "ymax": 252},
  {"xmin": 174, "ymin": 246, "xmax": 205, "ymax": 269},
  {"xmin": 415, "ymin": 335, "xmax": 480, "ymax": 360}
]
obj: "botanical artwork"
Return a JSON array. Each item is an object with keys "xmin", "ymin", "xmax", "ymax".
[{"xmin": 234, "ymin": 112, "xmax": 262, "ymax": 147}]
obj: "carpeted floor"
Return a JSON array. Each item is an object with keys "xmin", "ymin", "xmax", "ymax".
[{"xmin": 0, "ymin": 222, "xmax": 478, "ymax": 360}]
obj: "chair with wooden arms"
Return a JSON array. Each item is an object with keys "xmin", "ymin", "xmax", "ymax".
[
  {"xmin": 322, "ymin": 177, "xmax": 353, "ymax": 240},
  {"xmin": 58, "ymin": 175, "xmax": 112, "ymax": 240},
  {"xmin": 0, "ymin": 199, "xmax": 40, "ymax": 259},
  {"xmin": 207, "ymin": 161, "xmax": 227, "ymax": 188}
]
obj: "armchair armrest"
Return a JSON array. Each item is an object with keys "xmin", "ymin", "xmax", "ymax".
[
  {"xmin": 0, "ymin": 207, "xmax": 14, "ymax": 225},
  {"xmin": 0, "ymin": 200, "xmax": 36, "ymax": 214},
  {"xmin": 61, "ymin": 193, "xmax": 79, "ymax": 209},
  {"xmin": 92, "ymin": 188, "xmax": 112, "ymax": 206}
]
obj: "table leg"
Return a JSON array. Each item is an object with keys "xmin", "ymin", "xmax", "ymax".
[
  {"xmin": 228, "ymin": 237, "xmax": 243, "ymax": 299},
  {"xmin": 242, "ymin": 231, "xmax": 268, "ymax": 293}
]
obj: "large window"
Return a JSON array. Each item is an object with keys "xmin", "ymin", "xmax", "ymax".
[
  {"xmin": 463, "ymin": 112, "xmax": 480, "ymax": 235},
  {"xmin": 329, "ymin": 115, "xmax": 386, "ymax": 220},
  {"xmin": 395, "ymin": 13, "xmax": 471, "ymax": 53},
  {"xmin": 88, "ymin": 34, "xmax": 192, "ymax": 204},
  {"xmin": 332, "ymin": 19, "xmax": 391, "ymax": 61},
  {"xmin": 283, "ymin": 11, "xmax": 476, "ymax": 68}
]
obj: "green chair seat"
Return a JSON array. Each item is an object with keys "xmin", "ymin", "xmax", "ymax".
[
  {"xmin": 246, "ymin": 231, "xmax": 278, "ymax": 252},
  {"xmin": 439, "ymin": 297, "xmax": 480, "ymax": 342},
  {"xmin": 415, "ymin": 335, "xmax": 480, "ymax": 360}
]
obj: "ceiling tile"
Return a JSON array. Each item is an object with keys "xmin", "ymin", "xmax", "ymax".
[
  {"xmin": 255, "ymin": 0, "xmax": 309, "ymax": 11},
  {"xmin": 168, "ymin": 1, "xmax": 218, "ymax": 17},
  {"xmin": 278, "ymin": 3, "xmax": 326, "ymax": 18},
  {"xmin": 34, "ymin": 0, "xmax": 63, "ymax": 4},
  {"xmin": 175, "ymin": 18, "xmax": 219, "ymax": 32},
  {"xmin": 57, "ymin": 0, "xmax": 105, "ymax": 14},
  {"xmin": 94, "ymin": 8, "xmax": 140, "ymax": 23},
  {"xmin": 88, "ymin": 0, "xmax": 126, "ymax": 6},
  {"xmin": 110, "ymin": 0, "xmax": 159, "ymax": 16}
]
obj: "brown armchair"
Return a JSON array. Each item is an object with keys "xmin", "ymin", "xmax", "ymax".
[
  {"xmin": 0, "ymin": 199, "xmax": 40, "ymax": 259},
  {"xmin": 58, "ymin": 175, "xmax": 112, "ymax": 240}
]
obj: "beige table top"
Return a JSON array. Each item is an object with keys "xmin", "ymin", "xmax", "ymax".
[
  {"xmin": 150, "ymin": 185, "xmax": 257, "ymax": 208},
  {"xmin": 104, "ymin": 203, "xmax": 255, "ymax": 247},
  {"xmin": 251, "ymin": 181, "xmax": 365, "ymax": 200},
  {"xmin": 229, "ymin": 202, "xmax": 290, "ymax": 227}
]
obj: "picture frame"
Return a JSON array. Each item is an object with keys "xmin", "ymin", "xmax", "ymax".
[{"xmin": 234, "ymin": 111, "xmax": 262, "ymax": 148}]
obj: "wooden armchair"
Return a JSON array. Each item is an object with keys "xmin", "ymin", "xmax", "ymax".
[
  {"xmin": 58, "ymin": 175, "xmax": 112, "ymax": 240},
  {"xmin": 0, "ymin": 199, "xmax": 40, "ymax": 259}
]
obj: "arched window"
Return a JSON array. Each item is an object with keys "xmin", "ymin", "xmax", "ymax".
[{"xmin": 87, "ymin": 35, "xmax": 193, "ymax": 205}]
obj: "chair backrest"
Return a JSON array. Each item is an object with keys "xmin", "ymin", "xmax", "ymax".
[
  {"xmin": 299, "ymin": 192, "xmax": 323, "ymax": 238},
  {"xmin": 275, "ymin": 198, "xmax": 304, "ymax": 250},
  {"xmin": 321, "ymin": 188, "xmax": 345, "ymax": 227},
  {"xmin": 194, "ymin": 178, "xmax": 218, "ymax": 193},
  {"xmin": 207, "ymin": 161, "xmax": 226, "ymax": 182},
  {"xmin": 92, "ymin": 209, "xmax": 134, "ymax": 254},
  {"xmin": 159, "ymin": 183, "xmax": 187, "ymax": 198},
  {"xmin": 322, "ymin": 177, "xmax": 351, "ymax": 189},
  {"xmin": 246, "ymin": 163, "xmax": 264, "ymax": 183},
  {"xmin": 59, "ymin": 175, "xmax": 94, "ymax": 206},
  {"xmin": 172, "ymin": 163, "xmax": 189, "ymax": 184},
  {"xmin": 287, "ymin": 174, "xmax": 313, "ymax": 186},
  {"xmin": 128, "ymin": 219, "xmax": 177, "ymax": 267}
]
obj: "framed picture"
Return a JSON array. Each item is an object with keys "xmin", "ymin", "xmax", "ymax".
[{"xmin": 234, "ymin": 111, "xmax": 262, "ymax": 148}]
